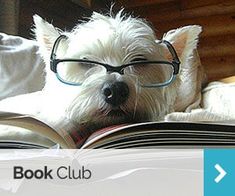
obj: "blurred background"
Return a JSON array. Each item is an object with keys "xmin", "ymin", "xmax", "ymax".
[{"xmin": 0, "ymin": 0, "xmax": 235, "ymax": 82}]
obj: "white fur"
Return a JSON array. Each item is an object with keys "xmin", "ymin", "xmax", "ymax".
[{"xmin": 0, "ymin": 11, "xmax": 202, "ymax": 130}]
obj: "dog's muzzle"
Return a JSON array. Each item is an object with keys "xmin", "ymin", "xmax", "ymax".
[{"xmin": 102, "ymin": 81, "xmax": 129, "ymax": 107}]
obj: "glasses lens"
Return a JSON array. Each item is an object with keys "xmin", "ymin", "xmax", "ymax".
[
  {"xmin": 124, "ymin": 63, "xmax": 174, "ymax": 86},
  {"xmin": 56, "ymin": 61, "xmax": 105, "ymax": 84}
]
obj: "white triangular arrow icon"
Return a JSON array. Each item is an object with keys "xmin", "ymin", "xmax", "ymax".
[{"xmin": 214, "ymin": 164, "xmax": 227, "ymax": 183}]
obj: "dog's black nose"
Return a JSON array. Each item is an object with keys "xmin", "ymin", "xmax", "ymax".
[{"xmin": 102, "ymin": 81, "xmax": 129, "ymax": 106}]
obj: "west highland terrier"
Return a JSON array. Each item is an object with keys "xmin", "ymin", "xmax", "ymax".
[{"xmin": 0, "ymin": 10, "xmax": 202, "ymax": 130}]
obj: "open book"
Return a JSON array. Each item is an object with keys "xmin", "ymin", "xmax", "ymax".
[{"xmin": 0, "ymin": 111, "xmax": 235, "ymax": 149}]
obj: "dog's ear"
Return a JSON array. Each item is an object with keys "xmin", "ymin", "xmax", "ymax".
[
  {"xmin": 33, "ymin": 15, "xmax": 62, "ymax": 61},
  {"xmin": 162, "ymin": 25, "xmax": 202, "ymax": 65},
  {"xmin": 162, "ymin": 25, "xmax": 204, "ymax": 112}
]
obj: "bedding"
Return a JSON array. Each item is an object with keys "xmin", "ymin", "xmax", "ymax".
[
  {"xmin": 166, "ymin": 81, "xmax": 235, "ymax": 121},
  {"xmin": 0, "ymin": 33, "xmax": 48, "ymax": 147},
  {"xmin": 0, "ymin": 32, "xmax": 45, "ymax": 101}
]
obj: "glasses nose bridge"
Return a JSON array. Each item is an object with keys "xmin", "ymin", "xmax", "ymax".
[{"xmin": 105, "ymin": 64, "xmax": 125, "ymax": 75}]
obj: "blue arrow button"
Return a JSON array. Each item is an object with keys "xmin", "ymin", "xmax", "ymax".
[{"xmin": 204, "ymin": 149, "xmax": 235, "ymax": 196}]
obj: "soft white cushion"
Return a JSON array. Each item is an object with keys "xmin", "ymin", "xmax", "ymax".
[{"xmin": 0, "ymin": 33, "xmax": 45, "ymax": 100}]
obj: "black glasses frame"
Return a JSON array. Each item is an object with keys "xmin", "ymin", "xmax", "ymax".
[{"xmin": 50, "ymin": 34, "xmax": 180, "ymax": 86}]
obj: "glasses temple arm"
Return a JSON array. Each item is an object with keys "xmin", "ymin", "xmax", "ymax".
[
  {"xmin": 159, "ymin": 40, "xmax": 181, "ymax": 74},
  {"xmin": 50, "ymin": 34, "xmax": 68, "ymax": 60},
  {"xmin": 50, "ymin": 34, "xmax": 68, "ymax": 72}
]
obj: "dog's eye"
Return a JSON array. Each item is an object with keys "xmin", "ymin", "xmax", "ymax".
[{"xmin": 79, "ymin": 62, "xmax": 93, "ymax": 69}]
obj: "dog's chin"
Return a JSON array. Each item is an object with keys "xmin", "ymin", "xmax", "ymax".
[
  {"xmin": 106, "ymin": 109, "xmax": 129, "ymax": 118},
  {"xmin": 86, "ymin": 108, "xmax": 151, "ymax": 131}
]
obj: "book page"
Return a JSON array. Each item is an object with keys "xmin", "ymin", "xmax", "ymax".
[{"xmin": 0, "ymin": 112, "xmax": 75, "ymax": 148}]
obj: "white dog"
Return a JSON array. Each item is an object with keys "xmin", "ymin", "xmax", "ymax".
[{"xmin": 0, "ymin": 10, "xmax": 202, "ymax": 130}]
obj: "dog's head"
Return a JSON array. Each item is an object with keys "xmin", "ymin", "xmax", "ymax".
[{"xmin": 33, "ymin": 10, "xmax": 201, "ymax": 128}]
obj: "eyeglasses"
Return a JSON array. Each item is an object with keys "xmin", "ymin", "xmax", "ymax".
[{"xmin": 50, "ymin": 35, "xmax": 180, "ymax": 88}]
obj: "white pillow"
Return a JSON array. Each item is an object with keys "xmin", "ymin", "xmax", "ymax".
[{"xmin": 0, "ymin": 33, "xmax": 45, "ymax": 100}]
